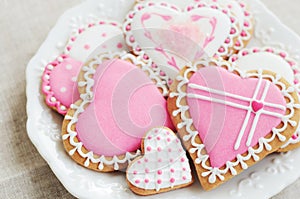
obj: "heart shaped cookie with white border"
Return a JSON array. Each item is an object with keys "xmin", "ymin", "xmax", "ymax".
[
  {"xmin": 136, "ymin": 0, "xmax": 254, "ymax": 51},
  {"xmin": 229, "ymin": 47, "xmax": 300, "ymax": 152},
  {"xmin": 62, "ymin": 52, "xmax": 174, "ymax": 172},
  {"xmin": 127, "ymin": 127, "xmax": 193, "ymax": 195},
  {"xmin": 123, "ymin": 2, "xmax": 239, "ymax": 85},
  {"xmin": 167, "ymin": 58, "xmax": 300, "ymax": 190}
]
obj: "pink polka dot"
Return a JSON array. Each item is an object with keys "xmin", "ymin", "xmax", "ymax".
[
  {"xmin": 144, "ymin": 158, "xmax": 148, "ymax": 163},
  {"xmin": 170, "ymin": 178, "xmax": 175, "ymax": 183},
  {"xmin": 117, "ymin": 42, "xmax": 123, "ymax": 49},
  {"xmin": 182, "ymin": 167, "xmax": 186, "ymax": 171},
  {"xmin": 157, "ymin": 136, "xmax": 161, "ymax": 141},
  {"xmin": 170, "ymin": 168, "xmax": 175, "ymax": 173},
  {"xmin": 170, "ymin": 158, "xmax": 174, "ymax": 163},
  {"xmin": 146, "ymin": 146, "xmax": 152, "ymax": 152},
  {"xmin": 292, "ymin": 135, "xmax": 298, "ymax": 140},
  {"xmin": 230, "ymin": 28, "xmax": 236, "ymax": 34},
  {"xmin": 137, "ymin": 160, "xmax": 141, "ymax": 164},
  {"xmin": 145, "ymin": 179, "xmax": 149, "ymax": 183},
  {"xmin": 157, "ymin": 179, "xmax": 162, "ymax": 184},
  {"xmin": 179, "ymin": 148, "xmax": 183, "ymax": 153},
  {"xmin": 84, "ymin": 44, "xmax": 90, "ymax": 50},
  {"xmin": 181, "ymin": 157, "xmax": 185, "ymax": 162},
  {"xmin": 167, "ymin": 138, "xmax": 171, "ymax": 142},
  {"xmin": 182, "ymin": 176, "xmax": 187, "ymax": 180},
  {"xmin": 157, "ymin": 170, "xmax": 162, "ymax": 175},
  {"xmin": 168, "ymin": 148, "xmax": 172, "ymax": 153},
  {"xmin": 133, "ymin": 170, "xmax": 137, "ymax": 175},
  {"xmin": 145, "ymin": 168, "xmax": 149, "ymax": 173},
  {"xmin": 102, "ymin": 45, "xmax": 107, "ymax": 49},
  {"xmin": 102, "ymin": 33, "xmax": 107, "ymax": 37},
  {"xmin": 147, "ymin": 136, "xmax": 152, "ymax": 140},
  {"xmin": 158, "ymin": 158, "xmax": 162, "ymax": 163},
  {"xmin": 135, "ymin": 179, "xmax": 140, "ymax": 184},
  {"xmin": 157, "ymin": 147, "xmax": 162, "ymax": 152}
]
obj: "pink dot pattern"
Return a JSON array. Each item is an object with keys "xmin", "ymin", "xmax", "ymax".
[{"xmin": 127, "ymin": 128, "xmax": 192, "ymax": 191}]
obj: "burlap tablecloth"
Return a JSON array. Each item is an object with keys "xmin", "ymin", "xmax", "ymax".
[{"xmin": 1, "ymin": 0, "xmax": 300, "ymax": 198}]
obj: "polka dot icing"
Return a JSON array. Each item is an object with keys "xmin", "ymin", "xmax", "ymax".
[
  {"xmin": 127, "ymin": 127, "xmax": 193, "ymax": 194},
  {"xmin": 42, "ymin": 55, "xmax": 82, "ymax": 115}
]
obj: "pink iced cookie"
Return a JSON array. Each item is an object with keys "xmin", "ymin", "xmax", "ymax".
[
  {"xmin": 168, "ymin": 59, "xmax": 300, "ymax": 190},
  {"xmin": 62, "ymin": 52, "xmax": 174, "ymax": 172},
  {"xmin": 124, "ymin": 2, "xmax": 239, "ymax": 85},
  {"xmin": 127, "ymin": 127, "xmax": 193, "ymax": 195},
  {"xmin": 42, "ymin": 20, "xmax": 127, "ymax": 115},
  {"xmin": 42, "ymin": 55, "xmax": 81, "ymax": 114},
  {"xmin": 229, "ymin": 47, "xmax": 300, "ymax": 152}
]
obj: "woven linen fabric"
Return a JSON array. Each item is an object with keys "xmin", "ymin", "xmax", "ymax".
[{"xmin": 0, "ymin": 0, "xmax": 300, "ymax": 198}]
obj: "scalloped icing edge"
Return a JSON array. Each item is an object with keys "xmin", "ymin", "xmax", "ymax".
[
  {"xmin": 168, "ymin": 58, "xmax": 300, "ymax": 190},
  {"xmin": 123, "ymin": 1, "xmax": 240, "ymax": 88},
  {"xmin": 62, "ymin": 51, "xmax": 169, "ymax": 171},
  {"xmin": 229, "ymin": 46, "xmax": 300, "ymax": 151}
]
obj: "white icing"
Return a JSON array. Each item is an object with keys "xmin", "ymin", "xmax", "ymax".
[
  {"xmin": 63, "ymin": 51, "xmax": 168, "ymax": 170},
  {"xmin": 127, "ymin": 127, "xmax": 192, "ymax": 191},
  {"xmin": 68, "ymin": 25, "xmax": 126, "ymax": 62},
  {"xmin": 233, "ymin": 52, "xmax": 294, "ymax": 84},
  {"xmin": 170, "ymin": 58, "xmax": 300, "ymax": 184},
  {"xmin": 124, "ymin": 2, "xmax": 239, "ymax": 84}
]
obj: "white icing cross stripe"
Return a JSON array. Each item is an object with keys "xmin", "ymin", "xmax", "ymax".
[{"xmin": 187, "ymin": 77, "xmax": 286, "ymax": 150}]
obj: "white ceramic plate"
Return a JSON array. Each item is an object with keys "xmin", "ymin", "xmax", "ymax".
[{"xmin": 26, "ymin": 0, "xmax": 300, "ymax": 198}]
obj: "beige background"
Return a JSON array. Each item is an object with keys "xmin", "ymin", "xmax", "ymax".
[{"xmin": 1, "ymin": 0, "xmax": 300, "ymax": 198}]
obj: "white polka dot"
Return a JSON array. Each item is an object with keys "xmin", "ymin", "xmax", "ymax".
[
  {"xmin": 60, "ymin": 87, "xmax": 67, "ymax": 93},
  {"xmin": 66, "ymin": 64, "xmax": 72, "ymax": 70},
  {"xmin": 71, "ymin": 76, "xmax": 77, "ymax": 82}
]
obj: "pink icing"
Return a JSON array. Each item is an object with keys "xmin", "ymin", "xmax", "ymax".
[
  {"xmin": 187, "ymin": 67, "xmax": 286, "ymax": 168},
  {"xmin": 42, "ymin": 56, "xmax": 82, "ymax": 114},
  {"xmin": 76, "ymin": 59, "xmax": 174, "ymax": 156}
]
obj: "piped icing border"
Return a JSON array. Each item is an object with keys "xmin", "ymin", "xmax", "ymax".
[
  {"xmin": 42, "ymin": 54, "xmax": 73, "ymax": 115},
  {"xmin": 229, "ymin": 47, "xmax": 300, "ymax": 149},
  {"xmin": 169, "ymin": 58, "xmax": 300, "ymax": 184},
  {"xmin": 123, "ymin": 1, "xmax": 239, "ymax": 87},
  {"xmin": 62, "ymin": 51, "xmax": 168, "ymax": 170},
  {"xmin": 198, "ymin": 0, "xmax": 254, "ymax": 51}
]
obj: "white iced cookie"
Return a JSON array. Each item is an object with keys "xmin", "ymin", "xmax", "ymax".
[
  {"xmin": 124, "ymin": 2, "xmax": 239, "ymax": 85},
  {"xmin": 127, "ymin": 127, "xmax": 193, "ymax": 195}
]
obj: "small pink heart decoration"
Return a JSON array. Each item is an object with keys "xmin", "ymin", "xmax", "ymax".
[{"xmin": 251, "ymin": 101, "xmax": 264, "ymax": 113}]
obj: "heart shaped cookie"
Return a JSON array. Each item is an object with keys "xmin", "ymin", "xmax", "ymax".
[
  {"xmin": 42, "ymin": 19, "xmax": 128, "ymax": 115},
  {"xmin": 137, "ymin": 0, "xmax": 254, "ymax": 51},
  {"xmin": 229, "ymin": 47, "xmax": 300, "ymax": 152},
  {"xmin": 62, "ymin": 52, "xmax": 174, "ymax": 172},
  {"xmin": 167, "ymin": 58, "xmax": 300, "ymax": 190},
  {"xmin": 127, "ymin": 127, "xmax": 193, "ymax": 195},
  {"xmin": 124, "ymin": 2, "xmax": 239, "ymax": 84}
]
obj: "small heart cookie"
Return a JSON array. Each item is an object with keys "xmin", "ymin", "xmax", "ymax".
[
  {"xmin": 62, "ymin": 52, "xmax": 174, "ymax": 172},
  {"xmin": 168, "ymin": 58, "xmax": 300, "ymax": 190},
  {"xmin": 42, "ymin": 19, "xmax": 127, "ymax": 115},
  {"xmin": 124, "ymin": 2, "xmax": 239, "ymax": 84},
  {"xmin": 229, "ymin": 47, "xmax": 300, "ymax": 152},
  {"xmin": 127, "ymin": 127, "xmax": 193, "ymax": 195}
]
